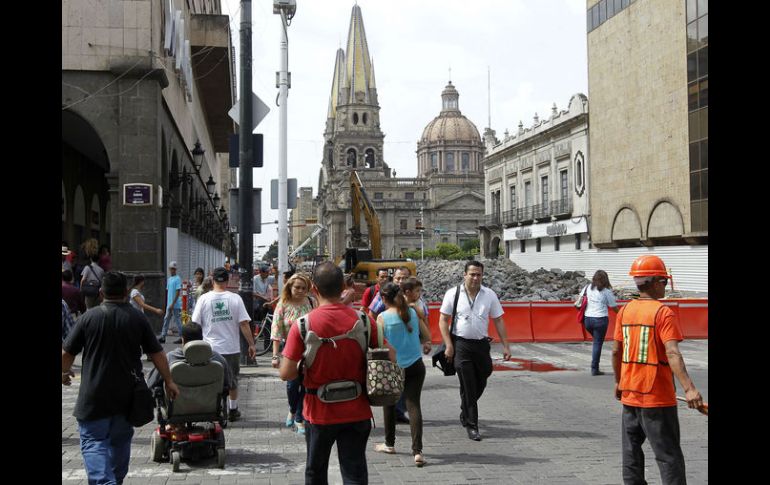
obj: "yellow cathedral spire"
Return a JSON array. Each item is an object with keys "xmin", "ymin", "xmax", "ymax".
[
  {"xmin": 344, "ymin": 4, "xmax": 375, "ymax": 104},
  {"xmin": 327, "ymin": 48, "xmax": 346, "ymax": 119}
]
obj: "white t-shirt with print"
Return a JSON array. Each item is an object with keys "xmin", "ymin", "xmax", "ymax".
[
  {"xmin": 440, "ymin": 284, "xmax": 504, "ymax": 340},
  {"xmin": 191, "ymin": 290, "xmax": 251, "ymax": 355}
]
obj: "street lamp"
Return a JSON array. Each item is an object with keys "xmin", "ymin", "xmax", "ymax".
[
  {"xmin": 273, "ymin": 0, "xmax": 296, "ymax": 291},
  {"xmin": 191, "ymin": 140, "xmax": 205, "ymax": 172},
  {"xmin": 212, "ymin": 192, "xmax": 221, "ymax": 209},
  {"xmin": 206, "ymin": 175, "xmax": 216, "ymax": 196}
]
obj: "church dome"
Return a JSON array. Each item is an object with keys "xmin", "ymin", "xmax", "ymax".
[{"xmin": 419, "ymin": 82, "xmax": 481, "ymax": 144}]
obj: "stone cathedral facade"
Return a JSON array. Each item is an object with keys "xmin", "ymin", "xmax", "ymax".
[{"xmin": 316, "ymin": 5, "xmax": 485, "ymax": 260}]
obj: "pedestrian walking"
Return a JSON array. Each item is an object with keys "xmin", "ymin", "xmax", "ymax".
[
  {"xmin": 271, "ymin": 273, "xmax": 315, "ymax": 435},
  {"xmin": 62, "ymin": 269, "xmax": 85, "ymax": 316},
  {"xmin": 612, "ymin": 255, "xmax": 704, "ymax": 485},
  {"xmin": 159, "ymin": 261, "xmax": 183, "ymax": 344},
  {"xmin": 80, "ymin": 255, "xmax": 104, "ymax": 310},
  {"xmin": 129, "ymin": 274, "xmax": 164, "ymax": 317},
  {"xmin": 368, "ymin": 266, "xmax": 414, "ymax": 424},
  {"xmin": 438, "ymin": 260, "xmax": 511, "ymax": 441},
  {"xmin": 373, "ymin": 282, "xmax": 429, "ymax": 467},
  {"xmin": 279, "ymin": 262, "xmax": 392, "ymax": 484},
  {"xmin": 62, "ymin": 271, "xmax": 180, "ymax": 485},
  {"xmin": 191, "ymin": 266, "xmax": 257, "ymax": 422},
  {"xmin": 62, "ymin": 299, "xmax": 75, "ymax": 344},
  {"xmin": 582, "ymin": 269, "xmax": 620, "ymax": 376},
  {"xmin": 189, "ymin": 267, "xmax": 205, "ymax": 313}
]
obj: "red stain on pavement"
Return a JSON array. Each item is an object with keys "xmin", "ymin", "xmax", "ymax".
[{"xmin": 493, "ymin": 358, "xmax": 574, "ymax": 372}]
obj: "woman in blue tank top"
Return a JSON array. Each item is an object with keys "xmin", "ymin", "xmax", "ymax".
[{"xmin": 373, "ymin": 282, "xmax": 427, "ymax": 467}]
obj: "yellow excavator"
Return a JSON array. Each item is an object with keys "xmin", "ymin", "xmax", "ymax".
[{"xmin": 343, "ymin": 170, "xmax": 416, "ymax": 285}]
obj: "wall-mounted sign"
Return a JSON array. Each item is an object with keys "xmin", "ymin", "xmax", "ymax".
[
  {"xmin": 504, "ymin": 217, "xmax": 587, "ymax": 241},
  {"xmin": 123, "ymin": 183, "xmax": 153, "ymax": 206}
]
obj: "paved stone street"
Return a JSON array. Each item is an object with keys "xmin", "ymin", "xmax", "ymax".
[{"xmin": 62, "ymin": 340, "xmax": 708, "ymax": 484}]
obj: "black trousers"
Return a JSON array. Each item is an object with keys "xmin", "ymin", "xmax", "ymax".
[
  {"xmin": 305, "ymin": 419, "xmax": 371, "ymax": 485},
  {"xmin": 383, "ymin": 359, "xmax": 426, "ymax": 453},
  {"xmin": 453, "ymin": 337, "xmax": 493, "ymax": 430},
  {"xmin": 622, "ymin": 405, "xmax": 686, "ymax": 485}
]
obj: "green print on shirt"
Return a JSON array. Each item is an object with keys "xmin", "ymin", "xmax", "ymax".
[{"xmin": 212, "ymin": 300, "xmax": 232, "ymax": 323}]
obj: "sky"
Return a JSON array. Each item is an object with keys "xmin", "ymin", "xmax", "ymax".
[{"xmin": 220, "ymin": 0, "xmax": 589, "ymax": 257}]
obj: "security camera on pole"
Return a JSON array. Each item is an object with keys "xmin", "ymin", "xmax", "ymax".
[{"xmin": 274, "ymin": 0, "xmax": 296, "ymax": 291}]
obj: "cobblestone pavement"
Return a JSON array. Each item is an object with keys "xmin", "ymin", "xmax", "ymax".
[{"xmin": 62, "ymin": 340, "xmax": 708, "ymax": 484}]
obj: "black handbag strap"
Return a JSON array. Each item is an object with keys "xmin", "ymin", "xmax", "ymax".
[{"xmin": 449, "ymin": 284, "xmax": 461, "ymax": 338}]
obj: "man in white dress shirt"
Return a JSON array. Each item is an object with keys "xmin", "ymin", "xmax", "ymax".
[{"xmin": 438, "ymin": 260, "xmax": 511, "ymax": 441}]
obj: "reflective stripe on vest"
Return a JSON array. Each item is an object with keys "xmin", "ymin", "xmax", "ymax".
[{"xmin": 618, "ymin": 300, "xmax": 665, "ymax": 394}]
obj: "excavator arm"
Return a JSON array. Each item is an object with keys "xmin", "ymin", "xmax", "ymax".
[{"xmin": 350, "ymin": 171, "xmax": 382, "ymax": 259}]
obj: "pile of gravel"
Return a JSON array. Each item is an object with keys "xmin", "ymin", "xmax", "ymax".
[
  {"xmin": 414, "ymin": 258, "xmax": 589, "ymax": 302},
  {"xmin": 413, "ymin": 258, "xmax": 708, "ymax": 302}
]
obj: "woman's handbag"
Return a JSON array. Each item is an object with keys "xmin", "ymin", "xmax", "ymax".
[
  {"xmin": 366, "ymin": 319, "xmax": 404, "ymax": 407},
  {"xmin": 128, "ymin": 370, "xmax": 155, "ymax": 427},
  {"xmin": 575, "ymin": 285, "xmax": 588, "ymax": 324}
]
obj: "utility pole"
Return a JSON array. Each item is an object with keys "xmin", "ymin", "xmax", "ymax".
[
  {"xmin": 420, "ymin": 205, "xmax": 424, "ymax": 261},
  {"xmin": 238, "ymin": 0, "xmax": 254, "ymax": 325},
  {"xmin": 274, "ymin": 0, "xmax": 295, "ymax": 291}
]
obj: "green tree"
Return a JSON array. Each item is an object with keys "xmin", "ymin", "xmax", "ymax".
[
  {"xmin": 461, "ymin": 238, "xmax": 480, "ymax": 253},
  {"xmin": 435, "ymin": 243, "xmax": 462, "ymax": 259},
  {"xmin": 262, "ymin": 241, "xmax": 278, "ymax": 261}
]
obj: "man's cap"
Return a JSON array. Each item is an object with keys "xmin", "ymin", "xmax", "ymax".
[
  {"xmin": 213, "ymin": 267, "xmax": 229, "ymax": 282},
  {"xmin": 168, "ymin": 261, "xmax": 178, "ymax": 269},
  {"xmin": 62, "ymin": 245, "xmax": 69, "ymax": 256},
  {"xmin": 259, "ymin": 264, "xmax": 270, "ymax": 272}
]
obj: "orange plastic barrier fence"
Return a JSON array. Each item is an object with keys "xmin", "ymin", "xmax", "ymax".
[{"xmin": 426, "ymin": 299, "xmax": 708, "ymax": 344}]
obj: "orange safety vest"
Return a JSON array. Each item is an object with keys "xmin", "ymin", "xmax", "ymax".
[{"xmin": 617, "ymin": 299, "xmax": 667, "ymax": 394}]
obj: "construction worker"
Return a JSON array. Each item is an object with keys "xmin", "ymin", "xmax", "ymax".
[{"xmin": 612, "ymin": 255, "xmax": 703, "ymax": 485}]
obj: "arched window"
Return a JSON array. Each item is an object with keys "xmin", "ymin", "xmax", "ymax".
[
  {"xmin": 430, "ymin": 152, "xmax": 438, "ymax": 169},
  {"xmin": 574, "ymin": 151, "xmax": 585, "ymax": 196},
  {"xmin": 352, "ymin": 112, "xmax": 359, "ymax": 125},
  {"xmin": 365, "ymin": 148, "xmax": 375, "ymax": 168},
  {"xmin": 347, "ymin": 148, "xmax": 357, "ymax": 167},
  {"xmin": 362, "ymin": 112, "xmax": 368, "ymax": 125}
]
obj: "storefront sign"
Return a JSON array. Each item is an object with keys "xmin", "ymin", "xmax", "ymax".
[
  {"xmin": 504, "ymin": 217, "xmax": 587, "ymax": 240},
  {"xmin": 123, "ymin": 183, "xmax": 153, "ymax": 206}
]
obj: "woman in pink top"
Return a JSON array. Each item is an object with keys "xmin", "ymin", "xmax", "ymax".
[{"xmin": 271, "ymin": 273, "xmax": 315, "ymax": 434}]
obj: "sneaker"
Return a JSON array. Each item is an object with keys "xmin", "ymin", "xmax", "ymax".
[
  {"xmin": 173, "ymin": 338, "xmax": 182, "ymax": 344},
  {"xmin": 295, "ymin": 421, "xmax": 306, "ymax": 435},
  {"xmin": 228, "ymin": 408, "xmax": 241, "ymax": 421},
  {"xmin": 285, "ymin": 412, "xmax": 294, "ymax": 427},
  {"xmin": 157, "ymin": 337, "xmax": 166, "ymax": 344},
  {"xmin": 374, "ymin": 443, "xmax": 396, "ymax": 454}
]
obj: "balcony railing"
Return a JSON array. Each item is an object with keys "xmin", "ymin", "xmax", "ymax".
[
  {"xmin": 484, "ymin": 213, "xmax": 501, "ymax": 226},
  {"xmin": 481, "ymin": 199, "xmax": 573, "ymax": 228},
  {"xmin": 372, "ymin": 199, "xmax": 425, "ymax": 209}
]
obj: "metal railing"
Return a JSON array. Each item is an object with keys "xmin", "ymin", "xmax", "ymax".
[{"xmin": 482, "ymin": 199, "xmax": 573, "ymax": 228}]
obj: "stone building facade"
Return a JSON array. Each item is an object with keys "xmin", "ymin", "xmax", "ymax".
[
  {"xmin": 62, "ymin": 0, "xmax": 236, "ymax": 320},
  {"xmin": 316, "ymin": 5, "xmax": 484, "ymax": 260},
  {"xmin": 289, "ymin": 186, "xmax": 320, "ymax": 256},
  {"xmin": 479, "ymin": 94, "xmax": 591, "ymax": 263},
  {"xmin": 583, "ymin": 0, "xmax": 707, "ymax": 291}
]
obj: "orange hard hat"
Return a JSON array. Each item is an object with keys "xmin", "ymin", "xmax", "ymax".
[{"xmin": 629, "ymin": 255, "xmax": 671, "ymax": 279}]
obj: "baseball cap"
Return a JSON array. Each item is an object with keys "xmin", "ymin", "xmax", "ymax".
[
  {"xmin": 62, "ymin": 245, "xmax": 69, "ymax": 256},
  {"xmin": 168, "ymin": 261, "xmax": 178, "ymax": 269},
  {"xmin": 213, "ymin": 267, "xmax": 229, "ymax": 282}
]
